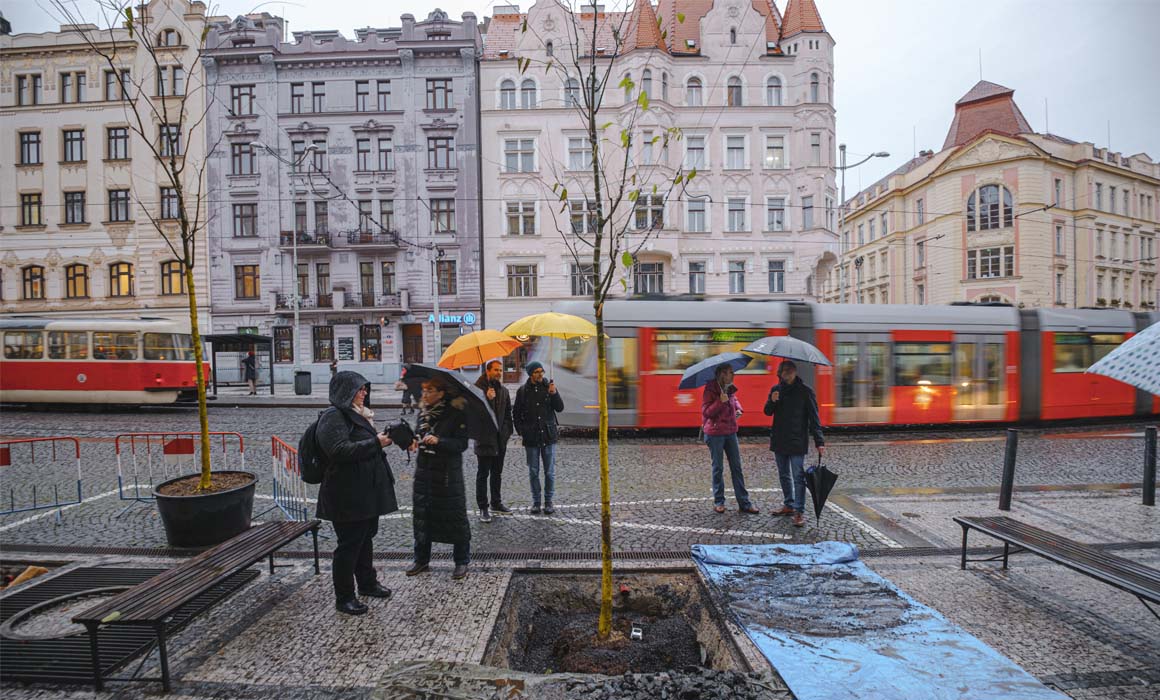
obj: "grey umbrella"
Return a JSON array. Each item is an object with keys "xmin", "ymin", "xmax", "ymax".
[{"xmin": 743, "ymin": 335, "xmax": 832, "ymax": 366}]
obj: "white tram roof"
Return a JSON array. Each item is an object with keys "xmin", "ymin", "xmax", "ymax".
[
  {"xmin": 550, "ymin": 299, "xmax": 790, "ymax": 328},
  {"xmin": 0, "ymin": 316, "xmax": 190, "ymax": 332},
  {"xmin": 811, "ymin": 304, "xmax": 1019, "ymax": 333},
  {"xmin": 1036, "ymin": 308, "xmax": 1136, "ymax": 333}
]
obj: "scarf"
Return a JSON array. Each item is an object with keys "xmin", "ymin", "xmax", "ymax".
[
  {"xmin": 417, "ymin": 398, "xmax": 447, "ymax": 439},
  {"xmin": 353, "ymin": 403, "xmax": 375, "ymax": 421}
]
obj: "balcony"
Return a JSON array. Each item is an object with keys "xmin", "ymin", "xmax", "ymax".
[
  {"xmin": 343, "ymin": 291, "xmax": 402, "ymax": 309},
  {"xmin": 346, "ymin": 231, "xmax": 400, "ymax": 248},
  {"xmin": 274, "ymin": 293, "xmax": 333, "ymax": 311},
  {"xmin": 279, "ymin": 231, "xmax": 334, "ymax": 250}
]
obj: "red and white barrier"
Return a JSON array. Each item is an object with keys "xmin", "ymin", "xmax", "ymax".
[
  {"xmin": 114, "ymin": 432, "xmax": 245, "ymax": 509},
  {"xmin": 0, "ymin": 437, "xmax": 83, "ymax": 521}
]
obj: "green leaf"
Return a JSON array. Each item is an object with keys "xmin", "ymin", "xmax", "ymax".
[
  {"xmin": 687, "ymin": 168, "xmax": 697, "ymax": 181},
  {"xmin": 617, "ymin": 75, "xmax": 634, "ymax": 91},
  {"xmin": 652, "ymin": 184, "xmax": 658, "ymax": 194},
  {"xmin": 551, "ymin": 183, "xmax": 560, "ymax": 193},
  {"xmin": 637, "ymin": 90, "xmax": 649, "ymax": 111},
  {"xmin": 677, "ymin": 12, "xmax": 686, "ymax": 23},
  {"xmin": 620, "ymin": 278, "xmax": 628, "ymax": 291},
  {"xmin": 599, "ymin": 121, "xmax": 613, "ymax": 131},
  {"xmin": 621, "ymin": 252, "xmax": 634, "ymax": 268},
  {"xmin": 124, "ymin": 7, "xmax": 135, "ymax": 36},
  {"xmin": 628, "ymin": 190, "xmax": 639, "ymax": 202},
  {"xmin": 521, "ymin": 18, "xmax": 528, "ymax": 33},
  {"xmin": 620, "ymin": 130, "xmax": 630, "ymax": 148},
  {"xmin": 650, "ymin": 135, "xmax": 661, "ymax": 145},
  {"xmin": 101, "ymin": 611, "xmax": 122, "ymax": 624},
  {"xmin": 560, "ymin": 187, "xmax": 569, "ymax": 200}
]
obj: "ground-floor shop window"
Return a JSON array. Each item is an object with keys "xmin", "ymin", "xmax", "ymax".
[
  {"xmin": 312, "ymin": 325, "xmax": 334, "ymax": 362},
  {"xmin": 360, "ymin": 324, "xmax": 381, "ymax": 361},
  {"xmin": 274, "ymin": 326, "xmax": 293, "ymax": 363}
]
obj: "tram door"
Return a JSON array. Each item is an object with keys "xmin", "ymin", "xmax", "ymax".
[
  {"xmin": 952, "ymin": 334, "xmax": 1005, "ymax": 421},
  {"xmin": 832, "ymin": 333, "xmax": 891, "ymax": 424}
]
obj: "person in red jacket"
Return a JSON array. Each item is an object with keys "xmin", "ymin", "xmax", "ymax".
[{"xmin": 701, "ymin": 365, "xmax": 758, "ymax": 515}]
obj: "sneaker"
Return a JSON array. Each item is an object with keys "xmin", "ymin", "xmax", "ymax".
[
  {"xmin": 544, "ymin": 502, "xmax": 555, "ymax": 515},
  {"xmin": 530, "ymin": 505, "xmax": 542, "ymax": 515},
  {"xmin": 772, "ymin": 506, "xmax": 795, "ymax": 516},
  {"xmin": 492, "ymin": 502, "xmax": 513, "ymax": 515},
  {"xmin": 479, "ymin": 508, "xmax": 493, "ymax": 523},
  {"xmin": 792, "ymin": 512, "xmax": 806, "ymax": 528},
  {"xmin": 452, "ymin": 564, "xmax": 469, "ymax": 580}
]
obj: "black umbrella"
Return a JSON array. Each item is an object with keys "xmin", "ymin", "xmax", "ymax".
[
  {"xmin": 402, "ymin": 363, "xmax": 498, "ymax": 441},
  {"xmin": 804, "ymin": 454, "xmax": 839, "ymax": 521}
]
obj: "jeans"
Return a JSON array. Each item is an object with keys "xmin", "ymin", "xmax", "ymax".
[
  {"xmin": 414, "ymin": 538, "xmax": 470, "ymax": 566},
  {"xmin": 706, "ymin": 433, "xmax": 751, "ymax": 508},
  {"xmin": 525, "ymin": 443, "xmax": 557, "ymax": 506},
  {"xmin": 476, "ymin": 450, "xmax": 505, "ymax": 510},
  {"xmin": 775, "ymin": 452, "xmax": 807, "ymax": 512},
  {"xmin": 331, "ymin": 517, "xmax": 380, "ymax": 603}
]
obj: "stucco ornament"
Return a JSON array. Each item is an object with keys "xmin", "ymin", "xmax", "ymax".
[
  {"xmin": 727, "ymin": 3, "xmax": 741, "ymax": 18},
  {"xmin": 45, "ymin": 251, "xmax": 62, "ymax": 268},
  {"xmin": 542, "ymin": 16, "xmax": 556, "ymax": 32},
  {"xmin": 952, "ymin": 138, "xmax": 1035, "ymax": 168}
]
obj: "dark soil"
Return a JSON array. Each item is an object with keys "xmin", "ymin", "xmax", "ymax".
[
  {"xmin": 524, "ymin": 612, "xmax": 701, "ymax": 675},
  {"xmin": 156, "ymin": 471, "xmax": 253, "ymax": 497}
]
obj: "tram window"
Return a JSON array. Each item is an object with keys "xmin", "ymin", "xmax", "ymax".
[
  {"xmin": 144, "ymin": 333, "xmax": 194, "ymax": 361},
  {"xmin": 1053, "ymin": 333, "xmax": 1125, "ymax": 372},
  {"xmin": 893, "ymin": 343, "xmax": 952, "ymax": 385},
  {"xmin": 1091, "ymin": 334, "xmax": 1125, "ymax": 364},
  {"xmin": 652, "ymin": 329, "xmax": 766, "ymax": 372},
  {"xmin": 93, "ymin": 332, "xmax": 138, "ymax": 360},
  {"xmin": 606, "ymin": 337, "xmax": 638, "ymax": 410},
  {"xmin": 48, "ymin": 331, "xmax": 89, "ymax": 359},
  {"xmin": 547, "ymin": 336, "xmax": 592, "ymax": 374},
  {"xmin": 3, "ymin": 331, "xmax": 44, "ymax": 359}
]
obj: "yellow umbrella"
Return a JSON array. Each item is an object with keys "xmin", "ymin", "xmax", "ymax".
[
  {"xmin": 502, "ymin": 312, "xmax": 598, "ymax": 379},
  {"xmin": 438, "ymin": 329, "xmax": 523, "ymax": 369}
]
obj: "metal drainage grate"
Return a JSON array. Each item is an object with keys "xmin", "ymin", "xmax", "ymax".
[{"xmin": 0, "ymin": 567, "xmax": 258, "ymax": 685}]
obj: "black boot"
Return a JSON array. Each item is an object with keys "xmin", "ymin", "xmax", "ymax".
[{"xmin": 336, "ymin": 599, "xmax": 368, "ymax": 615}]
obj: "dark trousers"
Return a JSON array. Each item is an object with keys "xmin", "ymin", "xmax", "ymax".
[
  {"xmin": 331, "ymin": 517, "xmax": 379, "ymax": 603},
  {"xmin": 414, "ymin": 538, "xmax": 471, "ymax": 566},
  {"xmin": 476, "ymin": 450, "xmax": 505, "ymax": 509}
]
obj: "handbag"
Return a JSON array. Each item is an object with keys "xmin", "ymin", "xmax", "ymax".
[{"xmin": 382, "ymin": 418, "xmax": 415, "ymax": 451}]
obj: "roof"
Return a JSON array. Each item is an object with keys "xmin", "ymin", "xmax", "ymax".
[
  {"xmin": 954, "ymin": 79, "xmax": 1012, "ymax": 106},
  {"xmin": 779, "ymin": 0, "xmax": 825, "ymax": 38},
  {"xmin": 625, "ymin": 0, "xmax": 667, "ymax": 53},
  {"xmin": 845, "ymin": 152, "xmax": 936, "ymax": 207},
  {"xmin": 943, "ymin": 80, "xmax": 1033, "ymax": 150}
]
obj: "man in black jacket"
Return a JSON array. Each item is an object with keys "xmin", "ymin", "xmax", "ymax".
[
  {"xmin": 474, "ymin": 360, "xmax": 514, "ymax": 522},
  {"xmin": 763, "ymin": 360, "xmax": 825, "ymax": 528},
  {"xmin": 512, "ymin": 361, "xmax": 564, "ymax": 514}
]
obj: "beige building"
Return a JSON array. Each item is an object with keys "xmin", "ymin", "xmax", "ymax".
[
  {"xmin": 0, "ymin": 0, "xmax": 210, "ymax": 322},
  {"xmin": 820, "ymin": 81, "xmax": 1159, "ymax": 310}
]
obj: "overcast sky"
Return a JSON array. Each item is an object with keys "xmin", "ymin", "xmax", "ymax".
[{"xmin": 8, "ymin": 0, "xmax": 1159, "ymax": 188}]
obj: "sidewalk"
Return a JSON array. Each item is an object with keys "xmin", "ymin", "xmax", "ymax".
[{"xmin": 207, "ymin": 380, "xmax": 526, "ymax": 409}]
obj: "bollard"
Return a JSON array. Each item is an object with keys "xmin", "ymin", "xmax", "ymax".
[
  {"xmin": 998, "ymin": 429, "xmax": 1018, "ymax": 511},
  {"xmin": 1145, "ymin": 426, "xmax": 1157, "ymax": 507}
]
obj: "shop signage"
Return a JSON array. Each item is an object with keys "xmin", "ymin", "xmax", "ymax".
[{"xmin": 428, "ymin": 312, "xmax": 477, "ymax": 326}]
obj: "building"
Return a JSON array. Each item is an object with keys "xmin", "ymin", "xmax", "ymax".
[
  {"xmin": 480, "ymin": 0, "xmax": 837, "ymax": 372},
  {"xmin": 820, "ymin": 81, "xmax": 1160, "ymax": 310},
  {"xmin": 203, "ymin": 9, "xmax": 482, "ymax": 384},
  {"xmin": 1, "ymin": 0, "xmax": 210, "ymax": 323}
]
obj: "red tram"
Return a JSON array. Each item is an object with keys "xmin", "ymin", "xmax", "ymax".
[
  {"xmin": 542, "ymin": 300, "xmax": 1158, "ymax": 429},
  {"xmin": 0, "ymin": 317, "xmax": 207, "ymax": 404}
]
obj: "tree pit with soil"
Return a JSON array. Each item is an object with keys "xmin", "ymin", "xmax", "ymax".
[{"xmin": 155, "ymin": 471, "xmax": 254, "ymax": 497}]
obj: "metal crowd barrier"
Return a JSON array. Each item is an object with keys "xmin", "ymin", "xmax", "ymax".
[
  {"xmin": 0, "ymin": 437, "xmax": 84, "ymax": 522},
  {"xmin": 114, "ymin": 432, "xmax": 245, "ymax": 516},
  {"xmin": 262, "ymin": 436, "xmax": 312, "ymax": 522}
]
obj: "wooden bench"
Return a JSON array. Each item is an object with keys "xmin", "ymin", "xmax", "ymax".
[
  {"xmin": 73, "ymin": 520, "xmax": 321, "ymax": 691},
  {"xmin": 955, "ymin": 515, "xmax": 1160, "ymax": 622}
]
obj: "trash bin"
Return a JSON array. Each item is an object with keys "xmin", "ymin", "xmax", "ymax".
[{"xmin": 294, "ymin": 371, "xmax": 312, "ymax": 396}]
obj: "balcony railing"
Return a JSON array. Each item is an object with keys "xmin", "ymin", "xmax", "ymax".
[
  {"xmin": 343, "ymin": 291, "xmax": 402, "ymax": 309},
  {"xmin": 274, "ymin": 293, "xmax": 333, "ymax": 310},
  {"xmin": 346, "ymin": 231, "xmax": 400, "ymax": 247},
  {"xmin": 279, "ymin": 231, "xmax": 333, "ymax": 247}
]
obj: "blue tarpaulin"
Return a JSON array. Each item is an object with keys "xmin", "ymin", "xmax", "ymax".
[{"xmin": 692, "ymin": 543, "xmax": 1068, "ymax": 700}]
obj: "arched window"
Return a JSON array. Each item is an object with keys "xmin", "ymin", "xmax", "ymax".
[
  {"xmin": 22, "ymin": 265, "xmax": 45, "ymax": 300},
  {"xmin": 623, "ymin": 73, "xmax": 632, "ymax": 101},
  {"xmin": 519, "ymin": 79, "xmax": 536, "ymax": 109},
  {"xmin": 641, "ymin": 69, "xmax": 652, "ymax": 99},
  {"xmin": 160, "ymin": 260, "xmax": 186, "ymax": 296},
  {"xmin": 564, "ymin": 77, "xmax": 581, "ymax": 107},
  {"xmin": 810, "ymin": 72, "xmax": 820, "ymax": 102},
  {"xmin": 65, "ymin": 263, "xmax": 89, "ymax": 299},
  {"xmin": 726, "ymin": 76, "xmax": 742, "ymax": 107},
  {"xmin": 158, "ymin": 29, "xmax": 180, "ymax": 46},
  {"xmin": 499, "ymin": 79, "xmax": 516, "ymax": 109},
  {"xmin": 545, "ymin": 41, "xmax": 554, "ymax": 57},
  {"xmin": 966, "ymin": 184, "xmax": 1014, "ymax": 231},
  {"xmin": 661, "ymin": 72, "xmax": 669, "ymax": 102},
  {"xmin": 729, "ymin": 28, "xmax": 737, "ymax": 45},
  {"xmin": 686, "ymin": 76, "xmax": 702, "ymax": 106},
  {"xmin": 765, "ymin": 76, "xmax": 782, "ymax": 106},
  {"xmin": 978, "ymin": 294, "xmax": 1004, "ymax": 304},
  {"xmin": 109, "ymin": 262, "xmax": 134, "ymax": 297}
]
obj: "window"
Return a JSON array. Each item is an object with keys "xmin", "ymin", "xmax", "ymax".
[
  {"xmin": 764, "ymin": 135, "xmax": 785, "ymax": 169},
  {"xmin": 108, "ymin": 262, "xmax": 134, "ymax": 297},
  {"xmin": 19, "ymin": 132, "xmax": 42, "ymax": 165},
  {"xmin": 158, "ymin": 124, "xmax": 181, "ymax": 157},
  {"xmin": 686, "ymin": 77, "xmax": 702, "ymax": 106},
  {"xmin": 857, "ymin": 224, "xmax": 865, "ymax": 246},
  {"xmin": 358, "ymin": 200, "xmax": 373, "ymax": 233},
  {"xmin": 726, "ymin": 135, "xmax": 746, "ymax": 169},
  {"xmin": 431, "ymin": 198, "xmax": 455, "ymax": 232},
  {"xmin": 60, "ymin": 71, "xmax": 86, "ymax": 103},
  {"xmin": 311, "ymin": 82, "xmax": 325, "ymax": 112},
  {"xmin": 916, "ymin": 198, "xmax": 925, "ymax": 225},
  {"xmin": 231, "ymin": 142, "xmax": 255, "ymax": 175},
  {"xmin": 1110, "ymin": 186, "xmax": 1117, "ymax": 213},
  {"xmin": 916, "ymin": 284, "xmax": 925, "ymax": 304},
  {"xmin": 810, "ymin": 72, "xmax": 820, "ymax": 102},
  {"xmin": 623, "ymin": 72, "xmax": 633, "ymax": 101},
  {"xmin": 802, "ymin": 195, "xmax": 814, "ymax": 229},
  {"xmin": 642, "ymin": 130, "xmax": 655, "ymax": 164},
  {"xmin": 427, "ymin": 137, "xmax": 454, "ymax": 169},
  {"xmin": 1124, "ymin": 190, "xmax": 1131, "ymax": 218},
  {"xmin": 295, "ymin": 263, "xmax": 309, "ymax": 298},
  {"xmin": 5, "ymin": 331, "xmax": 44, "ymax": 359},
  {"xmin": 634, "ymin": 262, "xmax": 664, "ymax": 294},
  {"xmin": 290, "ymin": 83, "xmax": 304, "ymax": 113},
  {"xmin": 1052, "ymin": 333, "xmax": 1125, "ymax": 373},
  {"xmin": 312, "ymin": 326, "xmax": 334, "ymax": 362},
  {"xmin": 519, "ymin": 79, "xmax": 536, "ymax": 109},
  {"xmin": 967, "ymin": 184, "xmax": 1013, "ymax": 231},
  {"xmin": 377, "ymin": 137, "xmax": 394, "ymax": 171},
  {"xmin": 766, "ymin": 197, "xmax": 786, "ymax": 231},
  {"xmin": 376, "ymin": 80, "xmax": 392, "ymax": 110},
  {"xmin": 1055, "ymin": 224, "xmax": 1064, "ymax": 254},
  {"xmin": 61, "ymin": 263, "xmax": 89, "ymax": 299},
  {"xmin": 173, "ymin": 67, "xmax": 185, "ymax": 96},
  {"xmin": 359, "ymin": 325, "xmax": 381, "ymax": 361},
  {"xmin": 62, "ymin": 191, "xmax": 86, "ymax": 224},
  {"xmin": 108, "ymin": 189, "xmax": 130, "ymax": 222},
  {"xmin": 63, "ymin": 129, "xmax": 85, "ymax": 162},
  {"xmin": 159, "ymin": 187, "xmax": 179, "ymax": 219},
  {"xmin": 685, "ymin": 136, "xmax": 706, "ymax": 169},
  {"xmin": 427, "ymin": 78, "xmax": 453, "ymax": 109},
  {"xmin": 104, "ymin": 69, "xmax": 129, "ymax": 101},
  {"xmin": 91, "ymin": 331, "xmax": 137, "ymax": 360},
  {"xmin": 727, "ymin": 198, "xmax": 747, "ymax": 232},
  {"xmin": 565, "ymin": 78, "xmax": 581, "ymax": 107},
  {"xmin": 230, "ymin": 84, "xmax": 255, "ymax": 115},
  {"xmin": 500, "ymin": 79, "xmax": 516, "ymax": 109},
  {"xmin": 766, "ymin": 76, "xmax": 782, "ymax": 106},
  {"xmin": 158, "ymin": 28, "xmax": 180, "ymax": 46},
  {"xmin": 233, "ymin": 265, "xmax": 260, "ymax": 300},
  {"xmin": 1004, "ymin": 245, "xmax": 1015, "ymax": 276},
  {"xmin": 16, "ymin": 74, "xmax": 43, "ymax": 105},
  {"xmin": 768, "ymin": 260, "xmax": 786, "ymax": 293},
  {"xmin": 726, "ymin": 76, "xmax": 743, "ymax": 106},
  {"xmin": 662, "ymin": 72, "xmax": 669, "ymax": 101},
  {"xmin": 568, "ymin": 137, "xmax": 594, "ymax": 170},
  {"xmin": 437, "ymin": 260, "xmax": 457, "ymax": 295},
  {"xmin": 356, "ymin": 81, "xmax": 371, "ymax": 111},
  {"xmin": 634, "ymin": 195, "xmax": 664, "ymax": 230},
  {"xmin": 48, "ymin": 331, "xmax": 89, "ymax": 359},
  {"xmin": 504, "ymin": 138, "xmax": 535, "ymax": 173},
  {"xmin": 156, "ymin": 66, "xmax": 182, "ymax": 96},
  {"xmin": 357, "ymin": 138, "xmax": 372, "ymax": 171},
  {"xmin": 294, "ymin": 201, "xmax": 307, "ymax": 234},
  {"xmin": 651, "ymin": 329, "xmax": 767, "ymax": 373},
  {"xmin": 546, "ymin": 41, "xmax": 554, "ymax": 57},
  {"xmin": 311, "ymin": 140, "xmax": 327, "ymax": 171},
  {"xmin": 916, "ymin": 239, "xmax": 926, "ymax": 267},
  {"xmin": 21, "ymin": 266, "xmax": 45, "ymax": 300},
  {"xmin": 687, "ymin": 199, "xmax": 707, "ymax": 232},
  {"xmin": 868, "ymin": 218, "xmax": 876, "ymax": 242},
  {"xmin": 273, "ymin": 327, "xmax": 293, "ymax": 363},
  {"xmin": 20, "ymin": 193, "xmax": 43, "ymax": 227},
  {"xmin": 894, "ymin": 342, "xmax": 952, "ymax": 385},
  {"xmin": 880, "ymin": 212, "xmax": 888, "ymax": 236},
  {"xmin": 571, "ymin": 263, "xmax": 595, "ymax": 296},
  {"xmin": 506, "ymin": 201, "xmax": 536, "ymax": 235},
  {"xmin": 689, "ymin": 261, "xmax": 706, "ymax": 294},
  {"xmin": 571, "ymin": 199, "xmax": 597, "ymax": 234},
  {"xmin": 1056, "ymin": 273, "xmax": 1064, "ymax": 303},
  {"xmin": 376, "ymin": 200, "xmax": 390, "ymax": 232},
  {"xmin": 381, "ymin": 261, "xmax": 396, "ymax": 294},
  {"xmin": 810, "ymin": 132, "xmax": 821, "ymax": 165},
  {"xmin": 641, "ymin": 69, "xmax": 652, "ymax": 99},
  {"xmin": 359, "ymin": 261, "xmax": 375, "ymax": 300},
  {"xmin": 507, "ymin": 264, "xmax": 538, "ymax": 297},
  {"xmin": 107, "ymin": 127, "xmax": 128, "ymax": 160},
  {"xmin": 1053, "ymin": 178, "xmax": 1063, "ymax": 207},
  {"xmin": 153, "ymin": 260, "xmax": 184, "ymax": 296},
  {"xmin": 1096, "ymin": 229, "xmax": 1105, "ymax": 257},
  {"xmin": 728, "ymin": 261, "xmax": 746, "ymax": 294}
]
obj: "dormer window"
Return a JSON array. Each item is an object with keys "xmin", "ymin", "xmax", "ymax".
[
  {"xmin": 729, "ymin": 28, "xmax": 737, "ymax": 45},
  {"xmin": 546, "ymin": 41, "xmax": 554, "ymax": 57},
  {"xmin": 158, "ymin": 29, "xmax": 180, "ymax": 46}
]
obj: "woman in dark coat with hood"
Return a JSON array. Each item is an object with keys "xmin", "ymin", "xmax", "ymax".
[
  {"xmin": 405, "ymin": 375, "xmax": 472, "ymax": 580},
  {"xmin": 316, "ymin": 371, "xmax": 399, "ymax": 615}
]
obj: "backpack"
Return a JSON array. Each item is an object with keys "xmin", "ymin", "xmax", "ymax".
[{"xmin": 299, "ymin": 407, "xmax": 339, "ymax": 485}]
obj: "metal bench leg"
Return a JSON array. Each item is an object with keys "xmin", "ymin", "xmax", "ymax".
[
  {"xmin": 312, "ymin": 526, "xmax": 321, "ymax": 575},
  {"xmin": 156, "ymin": 623, "xmax": 171, "ymax": 692},
  {"xmin": 269, "ymin": 552, "xmax": 275, "ymax": 575},
  {"xmin": 1003, "ymin": 542, "xmax": 1010, "ymax": 570},
  {"xmin": 960, "ymin": 525, "xmax": 969, "ymax": 570},
  {"xmin": 86, "ymin": 623, "xmax": 103, "ymax": 691}
]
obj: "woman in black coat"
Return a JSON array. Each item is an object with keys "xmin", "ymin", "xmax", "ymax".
[
  {"xmin": 316, "ymin": 371, "xmax": 399, "ymax": 615},
  {"xmin": 405, "ymin": 375, "xmax": 472, "ymax": 580}
]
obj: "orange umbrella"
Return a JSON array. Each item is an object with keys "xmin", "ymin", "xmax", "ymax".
[{"xmin": 438, "ymin": 329, "xmax": 522, "ymax": 369}]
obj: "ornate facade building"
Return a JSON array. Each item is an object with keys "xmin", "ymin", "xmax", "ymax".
[
  {"xmin": 821, "ymin": 81, "xmax": 1160, "ymax": 310},
  {"xmin": 204, "ymin": 9, "xmax": 482, "ymax": 383},
  {"xmin": 0, "ymin": 0, "xmax": 210, "ymax": 322},
  {"xmin": 480, "ymin": 0, "xmax": 837, "ymax": 344}
]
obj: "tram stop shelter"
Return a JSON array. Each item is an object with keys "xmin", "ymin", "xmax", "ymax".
[{"xmin": 202, "ymin": 333, "xmax": 275, "ymax": 396}]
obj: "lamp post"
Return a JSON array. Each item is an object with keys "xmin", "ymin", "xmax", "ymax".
[
  {"xmin": 837, "ymin": 145, "xmax": 890, "ymax": 303},
  {"xmin": 252, "ymin": 141, "xmax": 316, "ymax": 373}
]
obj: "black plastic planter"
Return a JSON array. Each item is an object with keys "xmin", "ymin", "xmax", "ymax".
[{"xmin": 153, "ymin": 471, "xmax": 258, "ymax": 548}]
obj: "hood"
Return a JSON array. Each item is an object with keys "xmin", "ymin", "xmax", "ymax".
[{"xmin": 329, "ymin": 370, "xmax": 372, "ymax": 409}]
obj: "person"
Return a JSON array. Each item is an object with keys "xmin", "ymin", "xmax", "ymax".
[
  {"xmin": 315, "ymin": 371, "xmax": 398, "ymax": 615},
  {"xmin": 702, "ymin": 365, "xmax": 758, "ymax": 515},
  {"xmin": 242, "ymin": 351, "xmax": 258, "ymax": 395},
  {"xmin": 764, "ymin": 360, "xmax": 826, "ymax": 528},
  {"xmin": 330, "ymin": 359, "xmax": 339, "ymax": 378},
  {"xmin": 513, "ymin": 361, "xmax": 564, "ymax": 514},
  {"xmin": 474, "ymin": 359, "xmax": 514, "ymax": 522},
  {"xmin": 398, "ymin": 368, "xmax": 416, "ymax": 415},
  {"xmin": 406, "ymin": 376, "xmax": 472, "ymax": 580}
]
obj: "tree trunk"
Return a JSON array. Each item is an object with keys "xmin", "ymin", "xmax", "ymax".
[
  {"xmin": 183, "ymin": 264, "xmax": 213, "ymax": 491},
  {"xmin": 595, "ymin": 313, "xmax": 613, "ymax": 639}
]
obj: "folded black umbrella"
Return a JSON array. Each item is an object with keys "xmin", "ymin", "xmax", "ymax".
[
  {"xmin": 401, "ymin": 363, "xmax": 498, "ymax": 441},
  {"xmin": 804, "ymin": 454, "xmax": 839, "ymax": 521}
]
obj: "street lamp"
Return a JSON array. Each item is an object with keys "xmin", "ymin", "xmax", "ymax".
[
  {"xmin": 251, "ymin": 141, "xmax": 316, "ymax": 373},
  {"xmin": 837, "ymin": 145, "xmax": 890, "ymax": 304}
]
